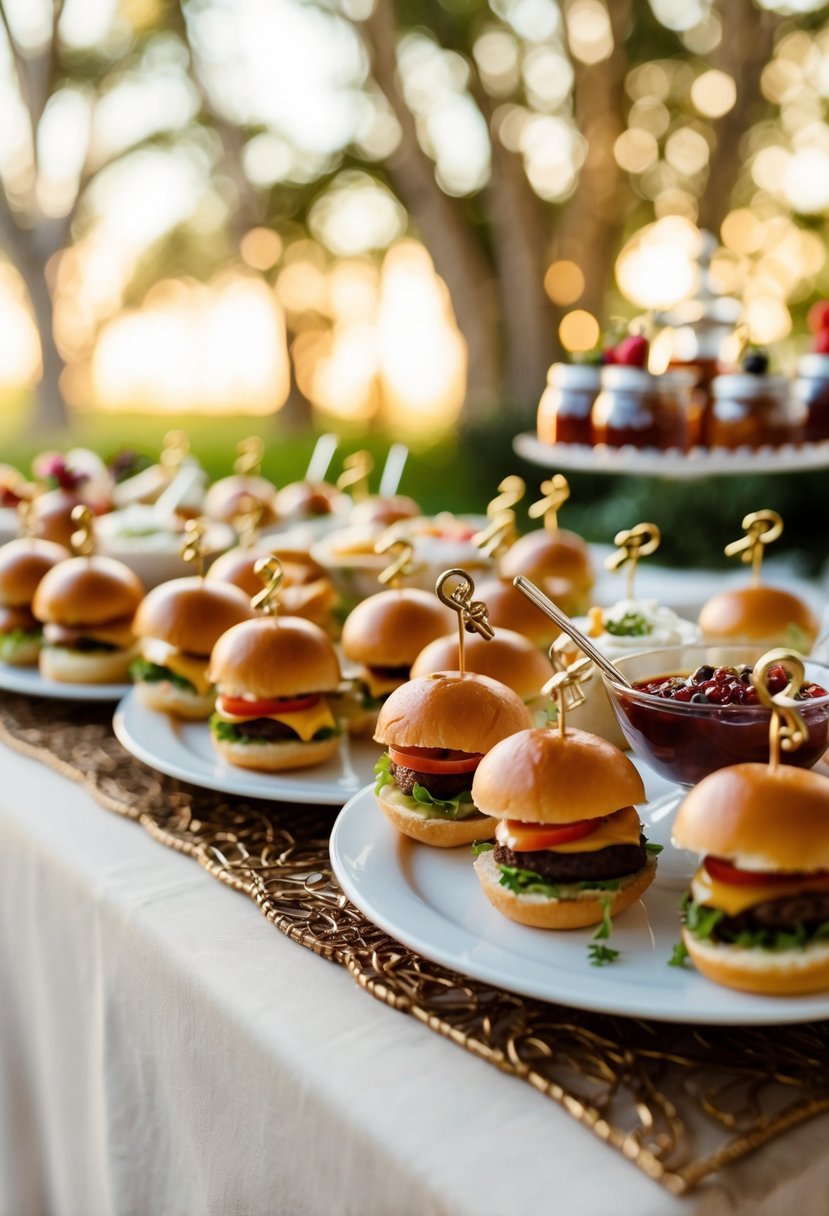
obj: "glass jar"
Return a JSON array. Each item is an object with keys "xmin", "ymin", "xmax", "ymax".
[
  {"xmin": 708, "ymin": 374, "xmax": 805, "ymax": 449},
  {"xmin": 590, "ymin": 367, "xmax": 692, "ymax": 451},
  {"xmin": 792, "ymin": 355, "xmax": 829, "ymax": 443},
  {"xmin": 536, "ymin": 363, "xmax": 601, "ymax": 446}
]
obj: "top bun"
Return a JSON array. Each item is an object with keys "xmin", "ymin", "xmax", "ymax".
[
  {"xmin": 342, "ymin": 588, "xmax": 453, "ymax": 666},
  {"xmin": 275, "ymin": 481, "xmax": 344, "ymax": 519},
  {"xmin": 698, "ymin": 586, "xmax": 819, "ymax": 651},
  {"xmin": 472, "ymin": 727, "xmax": 645, "ymax": 824},
  {"xmin": 133, "ymin": 576, "xmax": 254, "ymax": 656},
  {"xmin": 673, "ymin": 763, "xmax": 829, "ymax": 873},
  {"xmin": 207, "ymin": 545, "xmax": 325, "ymax": 599},
  {"xmin": 410, "ymin": 627, "xmax": 553, "ymax": 701},
  {"xmin": 28, "ymin": 489, "xmax": 83, "ymax": 548},
  {"xmin": 499, "ymin": 529, "xmax": 594, "ymax": 590},
  {"xmin": 349, "ymin": 495, "xmax": 421, "ymax": 529},
  {"xmin": 33, "ymin": 555, "xmax": 144, "ymax": 625},
  {"xmin": 0, "ymin": 537, "xmax": 69, "ymax": 606},
  {"xmin": 475, "ymin": 577, "xmax": 560, "ymax": 647},
  {"xmin": 204, "ymin": 475, "xmax": 278, "ymax": 526},
  {"xmin": 374, "ymin": 672, "xmax": 531, "ymax": 753},
  {"xmin": 208, "ymin": 616, "xmax": 341, "ymax": 697}
]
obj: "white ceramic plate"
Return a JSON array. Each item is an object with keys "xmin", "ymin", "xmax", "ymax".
[
  {"xmin": 113, "ymin": 687, "xmax": 379, "ymax": 804},
  {"xmin": 513, "ymin": 431, "xmax": 829, "ymax": 481},
  {"xmin": 0, "ymin": 661, "xmax": 131, "ymax": 702},
  {"xmin": 330, "ymin": 774, "xmax": 829, "ymax": 1025}
]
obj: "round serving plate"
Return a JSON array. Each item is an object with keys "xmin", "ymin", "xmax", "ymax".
[
  {"xmin": 0, "ymin": 661, "xmax": 131, "ymax": 702},
  {"xmin": 513, "ymin": 431, "xmax": 829, "ymax": 480},
  {"xmin": 113, "ymin": 687, "xmax": 379, "ymax": 805},
  {"xmin": 330, "ymin": 782, "xmax": 829, "ymax": 1026}
]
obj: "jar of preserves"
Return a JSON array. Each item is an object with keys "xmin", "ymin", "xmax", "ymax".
[
  {"xmin": 792, "ymin": 355, "xmax": 829, "ymax": 443},
  {"xmin": 591, "ymin": 367, "xmax": 693, "ymax": 451},
  {"xmin": 537, "ymin": 363, "xmax": 601, "ymax": 446},
  {"xmin": 708, "ymin": 374, "xmax": 805, "ymax": 449}
]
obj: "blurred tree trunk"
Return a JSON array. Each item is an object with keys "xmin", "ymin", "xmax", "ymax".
[
  {"xmin": 698, "ymin": 0, "xmax": 781, "ymax": 234},
  {"xmin": 360, "ymin": 0, "xmax": 501, "ymax": 418}
]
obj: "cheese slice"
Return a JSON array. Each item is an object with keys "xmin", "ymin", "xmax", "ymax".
[
  {"xmin": 140, "ymin": 638, "xmax": 212, "ymax": 695},
  {"xmin": 363, "ymin": 668, "xmax": 406, "ymax": 699},
  {"xmin": 496, "ymin": 806, "xmax": 642, "ymax": 854},
  {"xmin": 214, "ymin": 696, "xmax": 337, "ymax": 743},
  {"xmin": 690, "ymin": 865, "xmax": 829, "ymax": 918}
]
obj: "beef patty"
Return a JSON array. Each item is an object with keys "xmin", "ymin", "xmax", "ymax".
[
  {"xmin": 713, "ymin": 891, "xmax": 829, "ymax": 939},
  {"xmin": 390, "ymin": 760, "xmax": 472, "ymax": 801},
  {"xmin": 493, "ymin": 836, "xmax": 648, "ymax": 883}
]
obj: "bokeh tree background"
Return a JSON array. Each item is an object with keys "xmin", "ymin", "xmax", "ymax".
[{"xmin": 1, "ymin": 0, "xmax": 828, "ymax": 567}]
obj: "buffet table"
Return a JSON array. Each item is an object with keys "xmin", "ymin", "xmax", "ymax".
[{"xmin": 3, "ymin": 718, "xmax": 829, "ymax": 1216}]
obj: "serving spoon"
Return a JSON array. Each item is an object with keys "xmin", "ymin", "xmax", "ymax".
[{"xmin": 513, "ymin": 575, "xmax": 633, "ymax": 689}]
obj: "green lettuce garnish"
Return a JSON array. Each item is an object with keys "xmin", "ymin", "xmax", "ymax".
[
  {"xmin": 373, "ymin": 752, "xmax": 476, "ymax": 819},
  {"xmin": 0, "ymin": 628, "xmax": 41, "ymax": 660},
  {"xmin": 130, "ymin": 658, "xmax": 197, "ymax": 693},
  {"xmin": 498, "ymin": 865, "xmax": 622, "ymax": 899},
  {"xmin": 681, "ymin": 895, "xmax": 829, "ymax": 952},
  {"xmin": 471, "ymin": 840, "xmax": 495, "ymax": 856},
  {"xmin": 374, "ymin": 752, "xmax": 394, "ymax": 795},
  {"xmin": 604, "ymin": 611, "xmax": 651, "ymax": 637}
]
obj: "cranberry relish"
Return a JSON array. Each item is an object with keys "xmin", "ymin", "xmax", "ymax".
[{"xmin": 634, "ymin": 662, "xmax": 828, "ymax": 707}]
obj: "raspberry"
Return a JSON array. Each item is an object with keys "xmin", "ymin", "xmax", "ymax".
[{"xmin": 614, "ymin": 334, "xmax": 649, "ymax": 368}]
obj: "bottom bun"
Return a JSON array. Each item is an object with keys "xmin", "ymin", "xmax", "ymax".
[
  {"xmin": 0, "ymin": 635, "xmax": 41, "ymax": 666},
  {"xmin": 474, "ymin": 850, "xmax": 657, "ymax": 929},
  {"xmin": 39, "ymin": 644, "xmax": 137, "ymax": 685},
  {"xmin": 376, "ymin": 789, "xmax": 496, "ymax": 848},
  {"xmin": 135, "ymin": 680, "xmax": 215, "ymax": 720},
  {"xmin": 212, "ymin": 733, "xmax": 339, "ymax": 772},
  {"xmin": 682, "ymin": 930, "xmax": 829, "ymax": 996}
]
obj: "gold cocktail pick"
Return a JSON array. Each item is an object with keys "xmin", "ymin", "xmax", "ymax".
[
  {"xmin": 160, "ymin": 429, "xmax": 189, "ymax": 474},
  {"xmin": 435, "ymin": 568, "xmax": 493, "ymax": 676},
  {"xmin": 69, "ymin": 504, "xmax": 95, "ymax": 557},
  {"xmin": 604, "ymin": 522, "xmax": 661, "ymax": 599},
  {"xmin": 376, "ymin": 533, "xmax": 417, "ymax": 589},
  {"xmin": 337, "ymin": 450, "xmax": 374, "ymax": 502},
  {"xmin": 235, "ymin": 436, "xmax": 264, "ymax": 478},
  {"xmin": 180, "ymin": 517, "xmax": 206, "ymax": 578},
  {"xmin": 541, "ymin": 657, "xmax": 593, "ymax": 739},
  {"xmin": 486, "ymin": 475, "xmax": 526, "ymax": 520},
  {"xmin": 234, "ymin": 493, "xmax": 264, "ymax": 550},
  {"xmin": 252, "ymin": 555, "xmax": 284, "ymax": 615},
  {"xmin": 473, "ymin": 510, "xmax": 517, "ymax": 560},
  {"xmin": 750, "ymin": 648, "xmax": 809, "ymax": 772},
  {"xmin": 16, "ymin": 498, "xmax": 33, "ymax": 539},
  {"xmin": 528, "ymin": 475, "xmax": 570, "ymax": 532},
  {"xmin": 724, "ymin": 509, "xmax": 783, "ymax": 588}
]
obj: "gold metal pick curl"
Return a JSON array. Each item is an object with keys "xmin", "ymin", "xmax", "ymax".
[
  {"xmin": 435, "ymin": 568, "xmax": 493, "ymax": 676},
  {"xmin": 160, "ymin": 429, "xmax": 189, "ymax": 473},
  {"xmin": 376, "ymin": 532, "xmax": 417, "ymax": 589},
  {"xmin": 473, "ymin": 510, "xmax": 517, "ymax": 561},
  {"xmin": 234, "ymin": 436, "xmax": 264, "ymax": 477},
  {"xmin": 16, "ymin": 498, "xmax": 33, "ymax": 539},
  {"xmin": 541, "ymin": 657, "xmax": 593, "ymax": 739},
  {"xmin": 750, "ymin": 648, "xmax": 809, "ymax": 772},
  {"xmin": 528, "ymin": 474, "xmax": 570, "ymax": 532},
  {"xmin": 70, "ymin": 504, "xmax": 95, "ymax": 557},
  {"xmin": 486, "ymin": 475, "xmax": 526, "ymax": 520},
  {"xmin": 604, "ymin": 522, "xmax": 661, "ymax": 599},
  {"xmin": 724, "ymin": 509, "xmax": 783, "ymax": 588},
  {"xmin": 337, "ymin": 450, "xmax": 373, "ymax": 502},
  {"xmin": 252, "ymin": 555, "xmax": 284, "ymax": 615},
  {"xmin": 233, "ymin": 493, "xmax": 264, "ymax": 550},
  {"xmin": 181, "ymin": 517, "xmax": 206, "ymax": 578}
]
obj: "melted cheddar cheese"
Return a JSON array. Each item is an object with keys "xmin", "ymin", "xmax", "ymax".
[
  {"xmin": 362, "ymin": 668, "xmax": 406, "ymax": 700},
  {"xmin": 214, "ymin": 696, "xmax": 337, "ymax": 743},
  {"xmin": 141, "ymin": 638, "xmax": 212, "ymax": 694},
  {"xmin": 691, "ymin": 865, "xmax": 829, "ymax": 918},
  {"xmin": 496, "ymin": 805, "xmax": 641, "ymax": 853}
]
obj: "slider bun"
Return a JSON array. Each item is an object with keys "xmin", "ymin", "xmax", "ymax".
[
  {"xmin": 698, "ymin": 585, "xmax": 819, "ymax": 650},
  {"xmin": 374, "ymin": 672, "xmax": 532, "ymax": 753},
  {"xmin": 474, "ymin": 577, "xmax": 562, "ymax": 648},
  {"xmin": 673, "ymin": 763, "xmax": 829, "ymax": 873},
  {"xmin": 681, "ymin": 932, "xmax": 829, "ymax": 996},
  {"xmin": 411, "ymin": 627, "xmax": 553, "ymax": 702},
  {"xmin": 204, "ymin": 475, "xmax": 278, "ymax": 526},
  {"xmin": 375, "ymin": 789, "xmax": 496, "ymax": 847},
  {"xmin": 349, "ymin": 495, "xmax": 420, "ymax": 528},
  {"xmin": 342, "ymin": 588, "xmax": 452, "ymax": 666},
  {"xmin": 274, "ymin": 481, "xmax": 344, "ymax": 519},
  {"xmin": 207, "ymin": 545, "xmax": 325, "ymax": 599},
  {"xmin": 474, "ymin": 851, "xmax": 656, "ymax": 929},
  {"xmin": 208, "ymin": 616, "xmax": 340, "ymax": 697},
  {"xmin": 133, "ymin": 576, "xmax": 253, "ymax": 656},
  {"xmin": 33, "ymin": 556, "xmax": 144, "ymax": 625},
  {"xmin": 39, "ymin": 643, "xmax": 137, "ymax": 685},
  {"xmin": 472, "ymin": 727, "xmax": 645, "ymax": 824},
  {"xmin": 0, "ymin": 538, "xmax": 69, "ymax": 606},
  {"xmin": 28, "ymin": 489, "xmax": 83, "ymax": 548},
  {"xmin": 500, "ymin": 529, "xmax": 594, "ymax": 590},
  {"xmin": 135, "ymin": 680, "xmax": 216, "ymax": 720},
  {"xmin": 212, "ymin": 733, "xmax": 339, "ymax": 772}
]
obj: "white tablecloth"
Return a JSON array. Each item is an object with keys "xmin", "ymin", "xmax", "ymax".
[{"xmin": 2, "ymin": 741, "xmax": 829, "ymax": 1216}]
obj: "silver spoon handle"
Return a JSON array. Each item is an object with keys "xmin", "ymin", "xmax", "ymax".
[{"xmin": 513, "ymin": 575, "xmax": 633, "ymax": 688}]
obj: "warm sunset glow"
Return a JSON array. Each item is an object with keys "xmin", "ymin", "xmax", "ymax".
[
  {"xmin": 559, "ymin": 309, "xmax": 600, "ymax": 352},
  {"xmin": 0, "ymin": 264, "xmax": 40, "ymax": 387},
  {"xmin": 616, "ymin": 218, "xmax": 699, "ymax": 310},
  {"xmin": 544, "ymin": 260, "xmax": 585, "ymax": 305}
]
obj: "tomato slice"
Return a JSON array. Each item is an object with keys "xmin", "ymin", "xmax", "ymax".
[
  {"xmin": 388, "ymin": 745, "xmax": 483, "ymax": 774},
  {"xmin": 218, "ymin": 693, "xmax": 320, "ymax": 718},
  {"xmin": 704, "ymin": 856, "xmax": 829, "ymax": 888},
  {"xmin": 495, "ymin": 817, "xmax": 601, "ymax": 852}
]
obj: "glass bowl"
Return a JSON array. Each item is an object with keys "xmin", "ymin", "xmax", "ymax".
[{"xmin": 600, "ymin": 644, "xmax": 829, "ymax": 787}]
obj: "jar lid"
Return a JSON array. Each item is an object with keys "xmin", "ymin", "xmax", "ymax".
[
  {"xmin": 711, "ymin": 374, "xmax": 789, "ymax": 397},
  {"xmin": 600, "ymin": 366, "xmax": 694, "ymax": 390},
  {"xmin": 546, "ymin": 363, "xmax": 603, "ymax": 388},
  {"xmin": 797, "ymin": 355, "xmax": 829, "ymax": 377}
]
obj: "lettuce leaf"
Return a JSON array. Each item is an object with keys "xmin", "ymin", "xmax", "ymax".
[
  {"xmin": 374, "ymin": 752, "xmax": 394, "ymax": 795},
  {"xmin": 130, "ymin": 658, "xmax": 197, "ymax": 693},
  {"xmin": 0, "ymin": 628, "xmax": 41, "ymax": 660},
  {"xmin": 498, "ymin": 866, "xmax": 623, "ymax": 900},
  {"xmin": 373, "ymin": 753, "xmax": 476, "ymax": 820},
  {"xmin": 681, "ymin": 896, "xmax": 829, "ymax": 952}
]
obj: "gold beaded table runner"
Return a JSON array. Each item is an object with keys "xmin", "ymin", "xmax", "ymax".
[{"xmin": 3, "ymin": 690, "xmax": 829, "ymax": 1196}]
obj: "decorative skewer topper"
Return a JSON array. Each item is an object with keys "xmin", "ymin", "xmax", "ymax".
[
  {"xmin": 750, "ymin": 648, "xmax": 808, "ymax": 771},
  {"xmin": 528, "ymin": 474, "xmax": 570, "ymax": 532},
  {"xmin": 235, "ymin": 436, "xmax": 264, "ymax": 478},
  {"xmin": 180, "ymin": 517, "xmax": 206, "ymax": 577},
  {"xmin": 251, "ymin": 555, "xmax": 283, "ymax": 615},
  {"xmin": 541, "ymin": 655, "xmax": 593, "ymax": 738},
  {"xmin": 375, "ymin": 533, "xmax": 417, "ymax": 589},
  {"xmin": 233, "ymin": 493, "xmax": 264, "ymax": 550},
  {"xmin": 16, "ymin": 497, "xmax": 33, "ymax": 539},
  {"xmin": 160, "ymin": 429, "xmax": 190, "ymax": 474},
  {"xmin": 435, "ymin": 568, "xmax": 493, "ymax": 676},
  {"xmin": 473, "ymin": 476, "xmax": 525, "ymax": 560},
  {"xmin": 604, "ymin": 521, "xmax": 661, "ymax": 599},
  {"xmin": 724, "ymin": 509, "xmax": 783, "ymax": 587},
  {"xmin": 69, "ymin": 504, "xmax": 95, "ymax": 557},
  {"xmin": 337, "ymin": 450, "xmax": 374, "ymax": 502}
]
